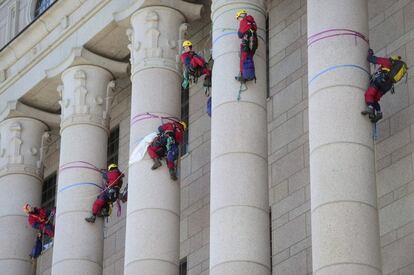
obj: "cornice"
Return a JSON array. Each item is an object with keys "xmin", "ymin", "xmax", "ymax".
[
  {"xmin": 45, "ymin": 47, "xmax": 129, "ymax": 79},
  {"xmin": 0, "ymin": 101, "xmax": 59, "ymax": 129},
  {"xmin": 114, "ymin": 0, "xmax": 203, "ymax": 26}
]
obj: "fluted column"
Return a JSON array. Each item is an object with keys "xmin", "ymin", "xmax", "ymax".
[
  {"xmin": 123, "ymin": 6, "xmax": 186, "ymax": 275},
  {"xmin": 0, "ymin": 117, "xmax": 48, "ymax": 275},
  {"xmin": 308, "ymin": 1, "xmax": 382, "ymax": 274},
  {"xmin": 210, "ymin": 1, "xmax": 270, "ymax": 274},
  {"xmin": 51, "ymin": 65, "xmax": 114, "ymax": 275}
]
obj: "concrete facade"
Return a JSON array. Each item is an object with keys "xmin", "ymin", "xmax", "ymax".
[{"xmin": 0, "ymin": 0, "xmax": 413, "ymax": 275}]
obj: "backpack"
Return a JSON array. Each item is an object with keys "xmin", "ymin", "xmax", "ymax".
[
  {"xmin": 388, "ymin": 58, "xmax": 408, "ymax": 83},
  {"xmin": 242, "ymin": 55, "xmax": 256, "ymax": 81}
]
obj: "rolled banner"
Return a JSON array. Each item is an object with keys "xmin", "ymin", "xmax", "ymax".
[{"xmin": 129, "ymin": 132, "xmax": 158, "ymax": 165}]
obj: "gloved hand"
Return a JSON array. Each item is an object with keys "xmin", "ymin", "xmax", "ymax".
[{"xmin": 368, "ymin": 48, "xmax": 374, "ymax": 56}]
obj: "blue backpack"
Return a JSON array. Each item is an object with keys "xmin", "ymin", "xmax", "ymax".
[
  {"xmin": 242, "ymin": 56, "xmax": 256, "ymax": 81},
  {"xmin": 206, "ymin": 97, "xmax": 211, "ymax": 117}
]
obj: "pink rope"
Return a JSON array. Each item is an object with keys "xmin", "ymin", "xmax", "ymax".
[
  {"xmin": 59, "ymin": 161, "xmax": 102, "ymax": 171},
  {"xmin": 59, "ymin": 165, "xmax": 102, "ymax": 173},
  {"xmin": 307, "ymin": 28, "xmax": 369, "ymax": 47},
  {"xmin": 130, "ymin": 112, "xmax": 181, "ymax": 127}
]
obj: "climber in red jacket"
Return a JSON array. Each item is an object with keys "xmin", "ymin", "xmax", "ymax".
[{"xmin": 85, "ymin": 163, "xmax": 124, "ymax": 223}]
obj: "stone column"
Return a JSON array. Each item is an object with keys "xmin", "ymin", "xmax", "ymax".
[
  {"xmin": 210, "ymin": 1, "xmax": 270, "ymax": 274},
  {"xmin": 124, "ymin": 6, "xmax": 185, "ymax": 275},
  {"xmin": 0, "ymin": 117, "xmax": 48, "ymax": 275},
  {"xmin": 51, "ymin": 65, "xmax": 114, "ymax": 275},
  {"xmin": 308, "ymin": 1, "xmax": 382, "ymax": 274}
]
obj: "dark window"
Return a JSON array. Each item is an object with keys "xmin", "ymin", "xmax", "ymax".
[
  {"xmin": 107, "ymin": 126, "xmax": 120, "ymax": 165},
  {"xmin": 34, "ymin": 0, "xmax": 52, "ymax": 18},
  {"xmin": 266, "ymin": 15, "xmax": 270, "ymax": 99},
  {"xmin": 179, "ymin": 258, "xmax": 187, "ymax": 275},
  {"xmin": 181, "ymin": 88, "xmax": 189, "ymax": 155},
  {"xmin": 41, "ymin": 172, "xmax": 57, "ymax": 210}
]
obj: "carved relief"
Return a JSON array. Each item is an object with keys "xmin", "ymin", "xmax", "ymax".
[
  {"xmin": 57, "ymin": 85, "xmax": 69, "ymax": 119},
  {"xmin": 74, "ymin": 69, "xmax": 90, "ymax": 114},
  {"xmin": 144, "ymin": 11, "xmax": 163, "ymax": 58},
  {"xmin": 8, "ymin": 122, "xmax": 23, "ymax": 164},
  {"xmin": 37, "ymin": 132, "xmax": 51, "ymax": 169},
  {"xmin": 103, "ymin": 81, "xmax": 116, "ymax": 120}
]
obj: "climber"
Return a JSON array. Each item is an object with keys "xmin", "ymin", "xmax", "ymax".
[
  {"xmin": 235, "ymin": 9, "xmax": 258, "ymax": 82},
  {"xmin": 180, "ymin": 40, "xmax": 212, "ymax": 90},
  {"xmin": 362, "ymin": 49, "xmax": 408, "ymax": 123},
  {"xmin": 23, "ymin": 204, "xmax": 54, "ymax": 238},
  {"xmin": 148, "ymin": 121, "xmax": 186, "ymax": 181},
  {"xmin": 85, "ymin": 163, "xmax": 124, "ymax": 223}
]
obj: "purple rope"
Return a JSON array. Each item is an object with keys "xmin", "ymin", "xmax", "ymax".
[
  {"xmin": 308, "ymin": 32, "xmax": 369, "ymax": 47},
  {"xmin": 130, "ymin": 112, "xmax": 181, "ymax": 127},
  {"xmin": 59, "ymin": 165, "xmax": 102, "ymax": 173},
  {"xmin": 307, "ymin": 28, "xmax": 369, "ymax": 47},
  {"xmin": 59, "ymin": 161, "xmax": 102, "ymax": 171},
  {"xmin": 308, "ymin": 28, "xmax": 368, "ymax": 40}
]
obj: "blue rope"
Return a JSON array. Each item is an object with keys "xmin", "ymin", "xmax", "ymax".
[
  {"xmin": 58, "ymin": 182, "xmax": 102, "ymax": 193},
  {"xmin": 308, "ymin": 64, "xmax": 370, "ymax": 86}
]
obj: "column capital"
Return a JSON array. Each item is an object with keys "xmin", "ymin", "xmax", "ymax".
[
  {"xmin": 0, "ymin": 117, "xmax": 50, "ymax": 179},
  {"xmin": 58, "ymin": 65, "xmax": 116, "ymax": 133},
  {"xmin": 128, "ymin": 6, "xmax": 188, "ymax": 76}
]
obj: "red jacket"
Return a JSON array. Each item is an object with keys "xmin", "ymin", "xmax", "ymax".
[
  {"xmin": 159, "ymin": 122, "xmax": 184, "ymax": 144},
  {"xmin": 181, "ymin": 51, "xmax": 207, "ymax": 70},
  {"xmin": 367, "ymin": 55, "xmax": 392, "ymax": 70},
  {"xmin": 28, "ymin": 208, "xmax": 48, "ymax": 226},
  {"xmin": 106, "ymin": 169, "xmax": 124, "ymax": 188},
  {"xmin": 238, "ymin": 15, "xmax": 257, "ymax": 38}
]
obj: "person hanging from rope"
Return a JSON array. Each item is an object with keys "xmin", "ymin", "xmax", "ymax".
[
  {"xmin": 23, "ymin": 204, "xmax": 55, "ymax": 238},
  {"xmin": 85, "ymin": 163, "xmax": 124, "ymax": 223},
  {"xmin": 148, "ymin": 121, "xmax": 186, "ymax": 181},
  {"xmin": 235, "ymin": 9, "xmax": 258, "ymax": 82},
  {"xmin": 362, "ymin": 48, "xmax": 408, "ymax": 123},
  {"xmin": 180, "ymin": 40, "xmax": 212, "ymax": 90}
]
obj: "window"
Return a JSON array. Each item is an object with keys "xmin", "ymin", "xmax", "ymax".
[
  {"xmin": 179, "ymin": 258, "xmax": 187, "ymax": 275},
  {"xmin": 181, "ymin": 88, "xmax": 189, "ymax": 155},
  {"xmin": 34, "ymin": 0, "xmax": 52, "ymax": 18},
  {"xmin": 41, "ymin": 172, "xmax": 57, "ymax": 210},
  {"xmin": 107, "ymin": 126, "xmax": 120, "ymax": 165},
  {"xmin": 266, "ymin": 15, "xmax": 270, "ymax": 99}
]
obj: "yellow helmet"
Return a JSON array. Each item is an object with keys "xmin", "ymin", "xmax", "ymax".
[
  {"xmin": 108, "ymin": 163, "xmax": 118, "ymax": 170},
  {"xmin": 179, "ymin": 121, "xmax": 187, "ymax": 130},
  {"xmin": 182, "ymin": 40, "xmax": 192, "ymax": 47},
  {"xmin": 236, "ymin": 9, "xmax": 247, "ymax": 19},
  {"xmin": 391, "ymin": 55, "xmax": 401, "ymax": 61}
]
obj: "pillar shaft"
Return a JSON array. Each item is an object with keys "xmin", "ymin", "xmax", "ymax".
[
  {"xmin": 210, "ymin": 1, "xmax": 270, "ymax": 274},
  {"xmin": 51, "ymin": 65, "xmax": 113, "ymax": 275},
  {"xmin": 307, "ymin": 1, "xmax": 382, "ymax": 274},
  {"xmin": 124, "ymin": 6, "xmax": 184, "ymax": 275},
  {"xmin": 0, "ymin": 117, "xmax": 48, "ymax": 275}
]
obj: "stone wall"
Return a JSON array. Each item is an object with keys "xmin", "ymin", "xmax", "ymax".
[
  {"xmin": 268, "ymin": 0, "xmax": 311, "ymax": 274},
  {"xmin": 368, "ymin": 0, "xmax": 414, "ymax": 274},
  {"xmin": 179, "ymin": 4, "xmax": 212, "ymax": 274}
]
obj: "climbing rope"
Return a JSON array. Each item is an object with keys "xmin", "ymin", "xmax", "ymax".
[
  {"xmin": 307, "ymin": 28, "xmax": 369, "ymax": 47},
  {"xmin": 130, "ymin": 112, "xmax": 181, "ymax": 127},
  {"xmin": 237, "ymin": 81, "xmax": 249, "ymax": 101}
]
